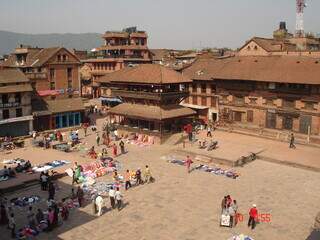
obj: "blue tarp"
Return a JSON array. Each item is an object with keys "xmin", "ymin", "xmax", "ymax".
[{"xmin": 99, "ymin": 97, "xmax": 122, "ymax": 103}]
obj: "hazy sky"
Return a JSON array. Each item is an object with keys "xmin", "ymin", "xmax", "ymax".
[{"xmin": 1, "ymin": 0, "xmax": 320, "ymax": 49}]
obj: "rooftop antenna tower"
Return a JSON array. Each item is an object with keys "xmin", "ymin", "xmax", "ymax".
[{"xmin": 296, "ymin": 0, "xmax": 307, "ymax": 37}]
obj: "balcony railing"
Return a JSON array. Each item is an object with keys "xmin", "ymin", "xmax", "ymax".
[
  {"xmin": 25, "ymin": 72, "xmax": 47, "ymax": 80},
  {"xmin": 0, "ymin": 102, "xmax": 20, "ymax": 108},
  {"xmin": 111, "ymin": 89, "xmax": 189, "ymax": 101}
]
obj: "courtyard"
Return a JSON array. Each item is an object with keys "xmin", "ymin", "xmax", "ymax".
[{"xmin": 0, "ymin": 118, "xmax": 319, "ymax": 240}]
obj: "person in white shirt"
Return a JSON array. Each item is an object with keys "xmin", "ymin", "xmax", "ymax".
[
  {"xmin": 228, "ymin": 204, "xmax": 235, "ymax": 228},
  {"xmin": 95, "ymin": 195, "xmax": 104, "ymax": 216},
  {"xmin": 115, "ymin": 188, "xmax": 122, "ymax": 211},
  {"xmin": 109, "ymin": 187, "xmax": 116, "ymax": 209}
]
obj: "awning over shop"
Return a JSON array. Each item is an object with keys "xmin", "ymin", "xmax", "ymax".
[
  {"xmin": 0, "ymin": 115, "xmax": 33, "ymax": 125},
  {"xmin": 99, "ymin": 97, "xmax": 122, "ymax": 103},
  {"xmin": 180, "ymin": 103, "xmax": 209, "ymax": 110}
]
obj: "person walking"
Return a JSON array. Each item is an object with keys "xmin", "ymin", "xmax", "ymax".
[
  {"xmin": 48, "ymin": 182, "xmax": 55, "ymax": 200},
  {"xmin": 115, "ymin": 188, "xmax": 123, "ymax": 211},
  {"xmin": 0, "ymin": 204, "xmax": 8, "ymax": 225},
  {"xmin": 228, "ymin": 204, "xmax": 235, "ymax": 228},
  {"xmin": 27, "ymin": 206, "xmax": 36, "ymax": 229},
  {"xmin": 36, "ymin": 209, "xmax": 44, "ymax": 224},
  {"xmin": 248, "ymin": 204, "xmax": 258, "ymax": 230},
  {"xmin": 8, "ymin": 213, "xmax": 15, "ymax": 238},
  {"xmin": 109, "ymin": 186, "xmax": 116, "ymax": 209},
  {"xmin": 95, "ymin": 195, "xmax": 104, "ymax": 216},
  {"xmin": 226, "ymin": 195, "xmax": 232, "ymax": 208},
  {"xmin": 76, "ymin": 186, "xmax": 85, "ymax": 207},
  {"xmin": 40, "ymin": 172, "xmax": 48, "ymax": 191},
  {"xmin": 144, "ymin": 165, "xmax": 152, "ymax": 183},
  {"xmin": 96, "ymin": 133, "xmax": 100, "ymax": 146},
  {"xmin": 112, "ymin": 143, "xmax": 118, "ymax": 157},
  {"xmin": 125, "ymin": 170, "xmax": 132, "ymax": 190},
  {"xmin": 207, "ymin": 125, "xmax": 212, "ymax": 137},
  {"xmin": 185, "ymin": 155, "xmax": 193, "ymax": 173},
  {"xmin": 136, "ymin": 168, "xmax": 142, "ymax": 185},
  {"xmin": 232, "ymin": 200, "xmax": 238, "ymax": 227},
  {"xmin": 83, "ymin": 123, "xmax": 88, "ymax": 137},
  {"xmin": 221, "ymin": 196, "xmax": 227, "ymax": 213},
  {"xmin": 47, "ymin": 208, "xmax": 54, "ymax": 231},
  {"xmin": 119, "ymin": 140, "xmax": 125, "ymax": 154},
  {"xmin": 289, "ymin": 133, "xmax": 296, "ymax": 149}
]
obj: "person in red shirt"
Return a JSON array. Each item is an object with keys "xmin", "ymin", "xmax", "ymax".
[
  {"xmin": 185, "ymin": 156, "xmax": 193, "ymax": 173},
  {"xmin": 226, "ymin": 195, "xmax": 232, "ymax": 208},
  {"xmin": 248, "ymin": 204, "xmax": 258, "ymax": 229}
]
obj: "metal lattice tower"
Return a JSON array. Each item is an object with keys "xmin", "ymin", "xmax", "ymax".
[{"xmin": 296, "ymin": 0, "xmax": 307, "ymax": 37}]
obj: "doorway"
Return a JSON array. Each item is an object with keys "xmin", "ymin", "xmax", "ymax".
[{"xmin": 283, "ymin": 116, "xmax": 293, "ymax": 130}]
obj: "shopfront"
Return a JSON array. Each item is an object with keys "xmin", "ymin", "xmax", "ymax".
[{"xmin": 54, "ymin": 112, "xmax": 81, "ymax": 129}]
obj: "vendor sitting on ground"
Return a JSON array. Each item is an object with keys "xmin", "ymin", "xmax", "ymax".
[
  {"xmin": 15, "ymin": 163, "xmax": 24, "ymax": 173},
  {"xmin": 113, "ymin": 170, "xmax": 119, "ymax": 181},
  {"xmin": 0, "ymin": 166, "xmax": 16, "ymax": 178},
  {"xmin": 88, "ymin": 146, "xmax": 97, "ymax": 159},
  {"xmin": 8, "ymin": 168, "xmax": 16, "ymax": 178},
  {"xmin": 0, "ymin": 166, "xmax": 9, "ymax": 177},
  {"xmin": 24, "ymin": 160, "xmax": 32, "ymax": 171},
  {"xmin": 101, "ymin": 148, "xmax": 108, "ymax": 159}
]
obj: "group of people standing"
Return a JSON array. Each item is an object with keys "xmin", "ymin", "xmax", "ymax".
[
  {"xmin": 119, "ymin": 165, "xmax": 153, "ymax": 191},
  {"xmin": 221, "ymin": 195, "xmax": 259, "ymax": 230},
  {"xmin": 221, "ymin": 195, "xmax": 238, "ymax": 228},
  {"xmin": 94, "ymin": 186, "xmax": 123, "ymax": 216}
]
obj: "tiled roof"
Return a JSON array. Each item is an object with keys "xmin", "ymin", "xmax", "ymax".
[
  {"xmin": 0, "ymin": 84, "xmax": 32, "ymax": 94},
  {"xmin": 31, "ymin": 47, "xmax": 61, "ymax": 67},
  {"xmin": 32, "ymin": 97, "xmax": 85, "ymax": 115},
  {"xmin": 2, "ymin": 47, "xmax": 80, "ymax": 68},
  {"xmin": 240, "ymin": 37, "xmax": 296, "ymax": 52},
  {"xmin": 97, "ymin": 45, "xmax": 149, "ymax": 51},
  {"xmin": 97, "ymin": 64, "xmax": 192, "ymax": 84},
  {"xmin": 0, "ymin": 69, "xmax": 30, "ymax": 84},
  {"xmin": 2, "ymin": 48, "xmax": 42, "ymax": 67},
  {"xmin": 183, "ymin": 55, "xmax": 320, "ymax": 85},
  {"xmin": 46, "ymin": 97, "xmax": 85, "ymax": 113},
  {"xmin": 150, "ymin": 49, "xmax": 171, "ymax": 61},
  {"xmin": 109, "ymin": 103, "xmax": 196, "ymax": 120}
]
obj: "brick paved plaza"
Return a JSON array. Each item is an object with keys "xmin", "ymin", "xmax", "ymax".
[{"xmin": 0, "ymin": 118, "xmax": 320, "ymax": 240}]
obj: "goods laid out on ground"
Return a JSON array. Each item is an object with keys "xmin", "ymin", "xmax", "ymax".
[
  {"xmin": 10, "ymin": 195, "xmax": 41, "ymax": 207},
  {"xmin": 220, "ymin": 213, "xmax": 231, "ymax": 227},
  {"xmin": 167, "ymin": 158, "xmax": 239, "ymax": 179},
  {"xmin": 125, "ymin": 134, "xmax": 155, "ymax": 147},
  {"xmin": 52, "ymin": 142, "xmax": 70, "ymax": 152},
  {"xmin": 65, "ymin": 159, "xmax": 122, "ymax": 185},
  {"xmin": 2, "ymin": 158, "xmax": 26, "ymax": 165},
  {"xmin": 228, "ymin": 234, "xmax": 254, "ymax": 240},
  {"xmin": 32, "ymin": 160, "xmax": 70, "ymax": 172},
  {"xmin": 83, "ymin": 181, "xmax": 118, "ymax": 198}
]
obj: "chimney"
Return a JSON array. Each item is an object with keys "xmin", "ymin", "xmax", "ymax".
[{"xmin": 280, "ymin": 21, "xmax": 287, "ymax": 30}]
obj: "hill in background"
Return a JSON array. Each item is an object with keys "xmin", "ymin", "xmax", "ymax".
[{"xmin": 0, "ymin": 30, "xmax": 103, "ymax": 55}]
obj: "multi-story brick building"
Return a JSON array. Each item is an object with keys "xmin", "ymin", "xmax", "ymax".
[
  {"xmin": 83, "ymin": 27, "xmax": 152, "ymax": 98},
  {"xmin": 183, "ymin": 55, "xmax": 320, "ymax": 136},
  {"xmin": 0, "ymin": 69, "xmax": 33, "ymax": 136},
  {"xmin": 181, "ymin": 57, "xmax": 220, "ymax": 123},
  {"xmin": 2, "ymin": 45, "xmax": 81, "ymax": 97},
  {"xmin": 1, "ymin": 45, "xmax": 85, "ymax": 131}
]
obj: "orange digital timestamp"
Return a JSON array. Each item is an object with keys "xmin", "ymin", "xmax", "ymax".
[{"xmin": 236, "ymin": 213, "xmax": 272, "ymax": 223}]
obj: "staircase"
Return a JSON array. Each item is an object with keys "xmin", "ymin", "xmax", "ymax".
[{"xmin": 162, "ymin": 133, "xmax": 188, "ymax": 146}]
